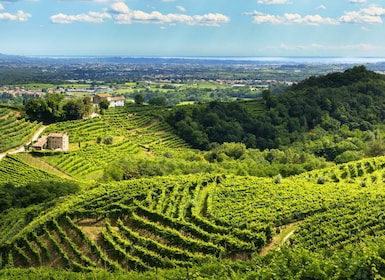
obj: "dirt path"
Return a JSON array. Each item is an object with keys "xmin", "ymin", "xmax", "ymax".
[
  {"xmin": 0, "ymin": 125, "xmax": 47, "ymax": 160},
  {"xmin": 259, "ymin": 222, "xmax": 301, "ymax": 256},
  {"xmin": 281, "ymin": 230, "xmax": 295, "ymax": 246}
]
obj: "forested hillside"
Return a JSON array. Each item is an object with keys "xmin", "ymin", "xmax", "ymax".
[{"xmin": 166, "ymin": 66, "xmax": 385, "ymax": 161}]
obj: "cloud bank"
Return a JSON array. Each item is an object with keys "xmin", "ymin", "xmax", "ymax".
[
  {"xmin": 0, "ymin": 9, "xmax": 31, "ymax": 22},
  {"xmin": 50, "ymin": 1, "xmax": 229, "ymax": 26},
  {"xmin": 50, "ymin": 12, "xmax": 111, "ymax": 24},
  {"xmin": 245, "ymin": 11, "xmax": 338, "ymax": 25},
  {"xmin": 246, "ymin": 4, "xmax": 385, "ymax": 25}
]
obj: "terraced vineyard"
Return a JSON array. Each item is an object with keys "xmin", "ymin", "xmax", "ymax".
[
  {"xmin": 0, "ymin": 155, "xmax": 63, "ymax": 186},
  {"xmin": 0, "ymin": 174, "xmax": 269, "ymax": 272},
  {"xmin": 3, "ymin": 155, "xmax": 385, "ymax": 274},
  {"xmin": 102, "ymin": 107, "xmax": 190, "ymax": 151},
  {"xmin": 44, "ymin": 117, "xmax": 111, "ymax": 144},
  {"xmin": 44, "ymin": 140, "xmax": 141, "ymax": 180},
  {"xmin": 0, "ymin": 107, "xmax": 42, "ymax": 153},
  {"xmin": 40, "ymin": 107, "xmax": 189, "ymax": 180}
]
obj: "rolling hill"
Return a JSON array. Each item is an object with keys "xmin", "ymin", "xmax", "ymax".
[{"xmin": 2, "ymin": 67, "xmax": 385, "ymax": 279}]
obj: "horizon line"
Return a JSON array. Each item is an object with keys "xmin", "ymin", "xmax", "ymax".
[{"xmin": 3, "ymin": 53, "xmax": 385, "ymax": 64}]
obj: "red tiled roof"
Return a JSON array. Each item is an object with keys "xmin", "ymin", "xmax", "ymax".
[
  {"xmin": 110, "ymin": 96, "xmax": 125, "ymax": 101},
  {"xmin": 32, "ymin": 135, "xmax": 47, "ymax": 147},
  {"xmin": 96, "ymin": 93, "xmax": 110, "ymax": 98}
]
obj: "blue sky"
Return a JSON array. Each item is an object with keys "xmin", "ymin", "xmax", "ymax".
[{"xmin": 1, "ymin": 0, "xmax": 385, "ymax": 57}]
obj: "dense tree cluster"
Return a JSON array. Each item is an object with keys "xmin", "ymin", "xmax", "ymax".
[
  {"xmin": 102, "ymin": 143, "xmax": 326, "ymax": 182},
  {"xmin": 0, "ymin": 180, "xmax": 80, "ymax": 211},
  {"xmin": 166, "ymin": 66, "xmax": 385, "ymax": 156},
  {"xmin": 0, "ymin": 92, "xmax": 40, "ymax": 105},
  {"xmin": 126, "ymin": 86, "xmax": 261, "ymax": 106},
  {"xmin": 166, "ymin": 100, "xmax": 294, "ymax": 150},
  {"xmin": 24, "ymin": 93, "xmax": 93, "ymax": 124}
]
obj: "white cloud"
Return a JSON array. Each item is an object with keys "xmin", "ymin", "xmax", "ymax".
[
  {"xmin": 110, "ymin": 2, "xmax": 131, "ymax": 14},
  {"xmin": 114, "ymin": 10, "xmax": 186, "ymax": 25},
  {"xmin": 50, "ymin": 12, "xmax": 111, "ymax": 24},
  {"xmin": 49, "ymin": 1, "xmax": 229, "ymax": 26},
  {"xmin": 350, "ymin": 0, "xmax": 366, "ymax": 4},
  {"xmin": 317, "ymin": 5, "xmax": 326, "ymax": 10},
  {"xmin": 246, "ymin": 4, "xmax": 385, "ymax": 25},
  {"xmin": 0, "ymin": 10, "xmax": 31, "ymax": 21},
  {"xmin": 340, "ymin": 5, "xmax": 385, "ymax": 24},
  {"xmin": 0, "ymin": 4, "xmax": 3, "ymax": 11},
  {"xmin": 190, "ymin": 13, "xmax": 230, "ymax": 27},
  {"xmin": 257, "ymin": 0, "xmax": 290, "ymax": 4},
  {"xmin": 176, "ymin": 5, "xmax": 186, "ymax": 13},
  {"xmin": 112, "ymin": 2, "xmax": 229, "ymax": 27},
  {"xmin": 246, "ymin": 11, "xmax": 338, "ymax": 25}
]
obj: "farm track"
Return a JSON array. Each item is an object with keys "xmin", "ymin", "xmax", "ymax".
[{"xmin": 259, "ymin": 222, "xmax": 301, "ymax": 256}]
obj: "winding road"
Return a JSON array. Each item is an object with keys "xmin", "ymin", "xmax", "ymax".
[{"xmin": 0, "ymin": 125, "xmax": 47, "ymax": 160}]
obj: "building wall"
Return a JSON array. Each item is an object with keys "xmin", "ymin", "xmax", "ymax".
[
  {"xmin": 110, "ymin": 99, "xmax": 125, "ymax": 107},
  {"xmin": 46, "ymin": 134, "xmax": 69, "ymax": 151},
  {"xmin": 61, "ymin": 134, "xmax": 69, "ymax": 151}
]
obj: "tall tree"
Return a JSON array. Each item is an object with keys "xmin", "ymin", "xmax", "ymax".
[
  {"xmin": 134, "ymin": 94, "xmax": 144, "ymax": 105},
  {"xmin": 63, "ymin": 99, "xmax": 86, "ymax": 120},
  {"xmin": 99, "ymin": 98, "xmax": 110, "ymax": 110}
]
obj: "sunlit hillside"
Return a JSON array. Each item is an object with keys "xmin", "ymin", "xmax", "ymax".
[{"xmin": 3, "ymin": 67, "xmax": 385, "ymax": 278}]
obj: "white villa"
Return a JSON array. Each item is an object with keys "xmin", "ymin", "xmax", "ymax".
[{"xmin": 93, "ymin": 93, "xmax": 125, "ymax": 108}]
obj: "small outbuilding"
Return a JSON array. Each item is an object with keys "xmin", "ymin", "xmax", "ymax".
[{"xmin": 32, "ymin": 135, "xmax": 48, "ymax": 150}]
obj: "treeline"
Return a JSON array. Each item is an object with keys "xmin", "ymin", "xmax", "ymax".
[
  {"xmin": 127, "ymin": 86, "xmax": 263, "ymax": 106},
  {"xmin": 24, "ymin": 93, "xmax": 93, "ymax": 124},
  {"xmin": 0, "ymin": 67, "xmax": 65, "ymax": 86},
  {"xmin": 0, "ymin": 180, "xmax": 80, "ymax": 212},
  {"xmin": 166, "ymin": 66, "xmax": 385, "ymax": 157},
  {"xmin": 102, "ymin": 142, "xmax": 326, "ymax": 182},
  {"xmin": 166, "ymin": 100, "xmax": 278, "ymax": 150},
  {"xmin": 0, "ymin": 92, "xmax": 40, "ymax": 105}
]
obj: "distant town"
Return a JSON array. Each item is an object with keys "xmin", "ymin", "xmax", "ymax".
[{"xmin": 1, "ymin": 54, "xmax": 385, "ymax": 106}]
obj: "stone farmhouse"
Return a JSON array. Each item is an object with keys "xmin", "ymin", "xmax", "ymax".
[
  {"xmin": 93, "ymin": 93, "xmax": 125, "ymax": 108},
  {"xmin": 32, "ymin": 133, "xmax": 69, "ymax": 151}
]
